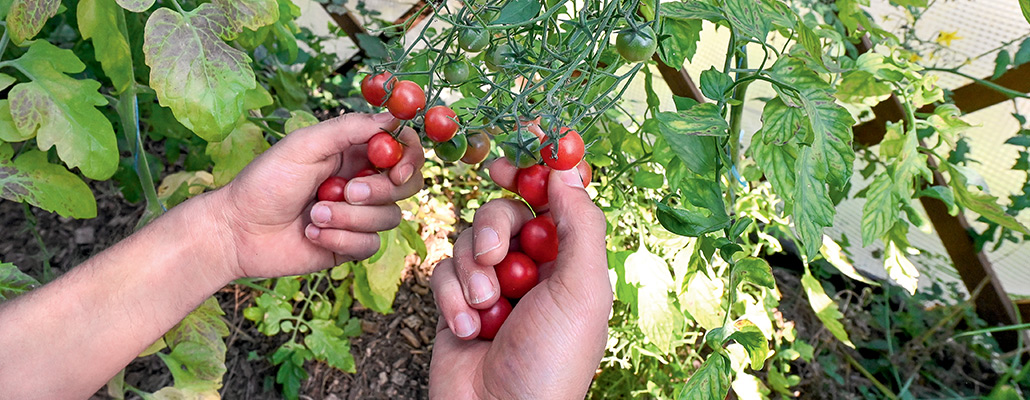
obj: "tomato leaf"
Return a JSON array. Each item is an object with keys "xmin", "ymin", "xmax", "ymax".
[
  {"xmin": 861, "ymin": 173, "xmax": 897, "ymax": 246},
  {"xmin": 699, "ymin": 67, "xmax": 733, "ymax": 103},
  {"xmin": 159, "ymin": 297, "xmax": 229, "ymax": 388},
  {"xmin": 353, "ymin": 229, "xmax": 412, "ymax": 314},
  {"xmin": 676, "ymin": 353, "xmax": 732, "ymax": 400},
  {"xmin": 731, "ymin": 257, "xmax": 775, "ymax": 291},
  {"xmin": 284, "ymin": 110, "xmax": 319, "ymax": 134},
  {"xmin": 657, "ymin": 17, "xmax": 701, "ymax": 69},
  {"xmin": 206, "ymin": 121, "xmax": 270, "ymax": 187},
  {"xmin": 660, "ymin": 1, "xmax": 724, "ymax": 23},
  {"xmin": 0, "ymin": 73, "xmax": 15, "ymax": 91},
  {"xmin": 6, "ymin": 41, "xmax": 119, "ymax": 180},
  {"xmin": 793, "ymin": 148, "xmax": 835, "ymax": 261},
  {"xmin": 1022, "ymin": 0, "xmax": 1030, "ymax": 27},
  {"xmin": 947, "ymin": 164, "xmax": 1030, "ymax": 235},
  {"xmin": 271, "ymin": 342, "xmax": 310, "ymax": 400},
  {"xmin": 114, "ymin": 0, "xmax": 154, "ymax": 12},
  {"xmin": 721, "ymin": 0, "xmax": 770, "ymax": 41},
  {"xmin": 78, "ymin": 0, "xmax": 134, "ymax": 94},
  {"xmin": 682, "ymin": 270, "xmax": 725, "ymax": 331},
  {"xmin": 143, "ymin": 5, "xmax": 257, "ymax": 141},
  {"xmin": 492, "ymin": 0, "xmax": 541, "ymax": 25},
  {"xmin": 5, "ymin": 0, "xmax": 60, "ymax": 44},
  {"xmin": 0, "ymin": 100, "xmax": 30, "ymax": 142},
  {"xmin": 801, "ymin": 271, "xmax": 854, "ymax": 347},
  {"xmin": 727, "ymin": 320, "xmax": 770, "ymax": 368},
  {"xmin": 884, "ymin": 224, "xmax": 919, "ymax": 295},
  {"xmin": 749, "ymin": 130, "xmax": 798, "ymax": 208},
  {"xmin": 0, "ymin": 262, "xmax": 40, "ymax": 302},
  {"xmin": 820, "ymin": 235, "xmax": 878, "ymax": 285},
  {"xmin": 0, "ymin": 143, "xmax": 97, "ymax": 218},
  {"xmin": 758, "ymin": 97, "xmax": 808, "ymax": 145},
  {"xmin": 304, "ymin": 320, "xmax": 357, "ymax": 373},
  {"xmin": 625, "ymin": 247, "xmax": 683, "ymax": 354},
  {"xmin": 213, "ymin": 0, "xmax": 278, "ymax": 31}
]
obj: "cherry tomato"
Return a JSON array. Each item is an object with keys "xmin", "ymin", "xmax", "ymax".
[
  {"xmin": 485, "ymin": 44, "xmax": 513, "ymax": 71},
  {"xmin": 519, "ymin": 216, "xmax": 558, "ymax": 263},
  {"xmin": 461, "ymin": 132, "xmax": 491, "ymax": 164},
  {"xmin": 501, "ymin": 141, "xmax": 539, "ymax": 169},
  {"xmin": 495, "ymin": 251, "xmax": 539, "ymax": 299},
  {"xmin": 443, "ymin": 60, "xmax": 471, "ymax": 84},
  {"xmin": 458, "ymin": 28, "xmax": 490, "ymax": 53},
  {"xmin": 517, "ymin": 164, "xmax": 550, "ymax": 209},
  {"xmin": 368, "ymin": 132, "xmax": 403, "ymax": 169},
  {"xmin": 353, "ymin": 168, "xmax": 377, "ymax": 178},
  {"xmin": 424, "ymin": 105, "xmax": 459, "ymax": 143},
  {"xmin": 540, "ymin": 127, "xmax": 585, "ymax": 171},
  {"xmin": 616, "ymin": 25, "xmax": 658, "ymax": 63},
  {"xmin": 317, "ymin": 176, "xmax": 348, "ymax": 202},
  {"xmin": 386, "ymin": 80, "xmax": 426, "ymax": 120},
  {"xmin": 360, "ymin": 72, "xmax": 396, "ymax": 107},
  {"xmin": 576, "ymin": 159, "xmax": 592, "ymax": 187},
  {"xmin": 477, "ymin": 297, "xmax": 512, "ymax": 340},
  {"xmin": 435, "ymin": 134, "xmax": 468, "ymax": 163}
]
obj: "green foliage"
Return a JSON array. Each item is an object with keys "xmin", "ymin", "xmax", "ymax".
[{"xmin": 0, "ymin": 262, "xmax": 39, "ymax": 301}]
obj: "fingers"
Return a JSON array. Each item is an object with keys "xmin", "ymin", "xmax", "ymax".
[
  {"xmin": 289, "ymin": 112, "xmax": 401, "ymax": 164},
  {"xmin": 470, "ymin": 199, "xmax": 535, "ymax": 266},
  {"xmin": 546, "ymin": 168, "xmax": 611, "ymax": 301},
  {"xmin": 387, "ymin": 127, "xmax": 425, "ymax": 187},
  {"xmin": 309, "ymin": 202, "xmax": 401, "ymax": 232},
  {"xmin": 344, "ymin": 167, "xmax": 424, "ymax": 205},
  {"xmin": 487, "ymin": 157, "xmax": 518, "ymax": 192},
  {"xmin": 430, "ymin": 258, "xmax": 481, "ymax": 339},
  {"xmin": 303, "ymin": 227, "xmax": 381, "ymax": 262},
  {"xmin": 451, "ymin": 229, "xmax": 501, "ymax": 308}
]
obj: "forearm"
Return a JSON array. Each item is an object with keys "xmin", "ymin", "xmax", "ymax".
[{"xmin": 0, "ymin": 192, "xmax": 235, "ymax": 399}]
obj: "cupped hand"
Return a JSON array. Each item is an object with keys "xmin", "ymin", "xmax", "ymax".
[
  {"xmin": 210, "ymin": 112, "xmax": 425, "ymax": 281},
  {"xmin": 428, "ymin": 159, "xmax": 613, "ymax": 399}
]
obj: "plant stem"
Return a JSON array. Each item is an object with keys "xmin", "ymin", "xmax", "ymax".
[
  {"xmin": 923, "ymin": 66, "xmax": 1030, "ymax": 101},
  {"xmin": 842, "ymin": 351, "xmax": 900, "ymax": 400},
  {"xmin": 0, "ymin": 25, "xmax": 9, "ymax": 63},
  {"xmin": 22, "ymin": 203, "xmax": 53, "ymax": 283},
  {"xmin": 168, "ymin": 0, "xmax": 187, "ymax": 14}
]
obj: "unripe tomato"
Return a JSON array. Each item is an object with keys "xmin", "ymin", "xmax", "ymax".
[
  {"xmin": 477, "ymin": 297, "xmax": 512, "ymax": 340},
  {"xmin": 501, "ymin": 142, "xmax": 539, "ymax": 169},
  {"xmin": 360, "ymin": 72, "xmax": 396, "ymax": 107},
  {"xmin": 317, "ymin": 176, "xmax": 348, "ymax": 202},
  {"xmin": 435, "ymin": 134, "xmax": 468, "ymax": 163},
  {"xmin": 458, "ymin": 28, "xmax": 490, "ymax": 53},
  {"xmin": 485, "ymin": 44, "xmax": 513, "ymax": 71},
  {"xmin": 386, "ymin": 80, "xmax": 426, "ymax": 120},
  {"xmin": 495, "ymin": 251, "xmax": 539, "ymax": 299},
  {"xmin": 424, "ymin": 105, "xmax": 460, "ymax": 142},
  {"xmin": 368, "ymin": 132, "xmax": 403, "ymax": 169},
  {"xmin": 616, "ymin": 25, "xmax": 658, "ymax": 63},
  {"xmin": 519, "ymin": 216, "xmax": 558, "ymax": 263},
  {"xmin": 517, "ymin": 164, "xmax": 550, "ymax": 209},
  {"xmin": 540, "ymin": 127, "xmax": 584, "ymax": 171},
  {"xmin": 443, "ymin": 60, "xmax": 471, "ymax": 84},
  {"xmin": 461, "ymin": 132, "xmax": 491, "ymax": 164}
]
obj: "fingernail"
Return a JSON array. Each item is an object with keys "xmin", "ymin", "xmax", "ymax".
[
  {"xmin": 468, "ymin": 272, "xmax": 495, "ymax": 305},
  {"xmin": 311, "ymin": 204, "xmax": 331, "ymax": 224},
  {"xmin": 305, "ymin": 224, "xmax": 321, "ymax": 240},
  {"xmin": 347, "ymin": 182, "xmax": 371, "ymax": 203},
  {"xmin": 474, "ymin": 227, "xmax": 500, "ymax": 258},
  {"xmin": 559, "ymin": 168, "xmax": 584, "ymax": 188},
  {"xmin": 398, "ymin": 164, "xmax": 413, "ymax": 184},
  {"xmin": 453, "ymin": 312, "xmax": 475, "ymax": 338},
  {"xmin": 373, "ymin": 112, "xmax": 394, "ymax": 122}
]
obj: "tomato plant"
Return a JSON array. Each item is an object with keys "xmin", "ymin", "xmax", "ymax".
[
  {"xmin": 494, "ymin": 251, "xmax": 539, "ymax": 299},
  {"xmin": 367, "ymin": 132, "xmax": 403, "ymax": 169},
  {"xmin": 615, "ymin": 25, "xmax": 657, "ymax": 63},
  {"xmin": 424, "ymin": 105, "xmax": 460, "ymax": 143},
  {"xmin": 361, "ymin": 72, "xmax": 396, "ymax": 107},
  {"xmin": 386, "ymin": 80, "xmax": 426, "ymax": 120},
  {"xmin": 317, "ymin": 176, "xmax": 348, "ymax": 202},
  {"xmin": 477, "ymin": 297, "xmax": 513, "ymax": 340}
]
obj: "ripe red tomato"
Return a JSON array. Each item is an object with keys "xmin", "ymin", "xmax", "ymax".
[
  {"xmin": 540, "ymin": 127, "xmax": 584, "ymax": 171},
  {"xmin": 317, "ymin": 176, "xmax": 348, "ymax": 202},
  {"xmin": 461, "ymin": 132, "xmax": 491, "ymax": 164},
  {"xmin": 517, "ymin": 164, "xmax": 550, "ymax": 209},
  {"xmin": 519, "ymin": 216, "xmax": 558, "ymax": 263},
  {"xmin": 424, "ymin": 105, "xmax": 459, "ymax": 142},
  {"xmin": 353, "ymin": 168, "xmax": 378, "ymax": 178},
  {"xmin": 386, "ymin": 80, "xmax": 426, "ymax": 120},
  {"xmin": 368, "ymin": 132, "xmax": 403, "ymax": 169},
  {"xmin": 478, "ymin": 297, "xmax": 512, "ymax": 340},
  {"xmin": 576, "ymin": 159, "xmax": 592, "ymax": 187},
  {"xmin": 495, "ymin": 251, "xmax": 539, "ymax": 299},
  {"xmin": 360, "ymin": 72, "xmax": 395, "ymax": 107}
]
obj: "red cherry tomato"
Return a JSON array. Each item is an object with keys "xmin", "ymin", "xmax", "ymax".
[
  {"xmin": 360, "ymin": 72, "xmax": 396, "ymax": 107},
  {"xmin": 478, "ymin": 297, "xmax": 513, "ymax": 340},
  {"xmin": 540, "ymin": 127, "xmax": 585, "ymax": 171},
  {"xmin": 353, "ymin": 168, "xmax": 378, "ymax": 178},
  {"xmin": 386, "ymin": 80, "xmax": 426, "ymax": 120},
  {"xmin": 317, "ymin": 176, "xmax": 348, "ymax": 202},
  {"xmin": 424, "ymin": 105, "xmax": 459, "ymax": 142},
  {"xmin": 495, "ymin": 251, "xmax": 539, "ymax": 299},
  {"xmin": 516, "ymin": 164, "xmax": 550, "ymax": 209},
  {"xmin": 576, "ymin": 159, "xmax": 592, "ymax": 187},
  {"xmin": 519, "ymin": 216, "xmax": 558, "ymax": 263},
  {"xmin": 368, "ymin": 132, "xmax": 403, "ymax": 169}
]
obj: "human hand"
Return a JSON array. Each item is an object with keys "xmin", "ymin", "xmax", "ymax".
[
  {"xmin": 207, "ymin": 112, "xmax": 425, "ymax": 281},
  {"xmin": 428, "ymin": 158, "xmax": 612, "ymax": 399}
]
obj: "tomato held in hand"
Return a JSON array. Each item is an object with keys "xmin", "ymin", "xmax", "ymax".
[
  {"xmin": 424, "ymin": 105, "xmax": 459, "ymax": 142},
  {"xmin": 517, "ymin": 164, "xmax": 550, "ymax": 209},
  {"xmin": 353, "ymin": 168, "xmax": 378, "ymax": 178},
  {"xmin": 576, "ymin": 159, "xmax": 592, "ymax": 187},
  {"xmin": 368, "ymin": 132, "xmax": 403, "ymax": 169},
  {"xmin": 495, "ymin": 251, "xmax": 539, "ymax": 299},
  {"xmin": 317, "ymin": 176, "xmax": 348, "ymax": 202},
  {"xmin": 540, "ymin": 127, "xmax": 584, "ymax": 171},
  {"xmin": 360, "ymin": 72, "xmax": 396, "ymax": 107},
  {"xmin": 478, "ymin": 297, "xmax": 513, "ymax": 340},
  {"xmin": 616, "ymin": 25, "xmax": 658, "ymax": 63},
  {"xmin": 461, "ymin": 132, "xmax": 491, "ymax": 164},
  {"xmin": 386, "ymin": 80, "xmax": 426, "ymax": 120},
  {"xmin": 435, "ymin": 134, "xmax": 468, "ymax": 163},
  {"xmin": 519, "ymin": 216, "xmax": 558, "ymax": 263}
]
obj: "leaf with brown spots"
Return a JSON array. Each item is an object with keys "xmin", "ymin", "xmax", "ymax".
[{"xmin": 0, "ymin": 143, "xmax": 97, "ymax": 219}]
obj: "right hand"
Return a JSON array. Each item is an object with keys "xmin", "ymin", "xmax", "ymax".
[{"xmin": 428, "ymin": 158, "xmax": 613, "ymax": 399}]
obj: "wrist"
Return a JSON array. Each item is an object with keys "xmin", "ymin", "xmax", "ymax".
[{"xmin": 181, "ymin": 188, "xmax": 243, "ymax": 285}]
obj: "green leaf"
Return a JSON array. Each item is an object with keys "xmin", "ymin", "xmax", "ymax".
[
  {"xmin": 749, "ymin": 130, "xmax": 798, "ymax": 204},
  {"xmin": 820, "ymin": 235, "xmax": 878, "ymax": 285},
  {"xmin": 0, "ymin": 262, "xmax": 40, "ymax": 301},
  {"xmin": 836, "ymin": 70, "xmax": 891, "ymax": 105},
  {"xmin": 656, "ymin": 106, "xmax": 729, "ymax": 140},
  {"xmin": 633, "ymin": 170, "xmax": 664, "ymax": 189},
  {"xmin": 727, "ymin": 320, "xmax": 770, "ymax": 368},
  {"xmin": 948, "ymin": 164, "xmax": 1030, "ymax": 234},
  {"xmin": 115, "ymin": 0, "xmax": 155, "ymax": 12},
  {"xmin": 5, "ymin": 0, "xmax": 60, "ymax": 44},
  {"xmin": 161, "ymin": 297, "xmax": 229, "ymax": 385},
  {"xmin": 890, "ymin": 0, "xmax": 927, "ymax": 6},
  {"xmin": 353, "ymin": 229, "xmax": 411, "ymax": 313},
  {"xmin": 792, "ymin": 148, "xmax": 835, "ymax": 261},
  {"xmin": 247, "ymin": 292, "xmax": 293, "ymax": 336},
  {"xmin": 242, "ymin": 84, "xmax": 274, "ymax": 110},
  {"xmin": 284, "ymin": 110, "xmax": 318, "ymax": 134},
  {"xmin": 304, "ymin": 320, "xmax": 356, "ymax": 373},
  {"xmin": 795, "ymin": 17, "xmax": 824, "ymax": 67},
  {"xmin": 699, "ymin": 67, "xmax": 733, "ymax": 102},
  {"xmin": 1015, "ymin": 37, "xmax": 1030, "ymax": 65},
  {"xmin": 994, "ymin": 50, "xmax": 1011, "ymax": 80},
  {"xmin": 0, "ymin": 143, "xmax": 97, "ymax": 218},
  {"xmin": 721, "ymin": 0, "xmax": 770, "ymax": 41},
  {"xmin": 732, "ymin": 257, "xmax": 775, "ymax": 290},
  {"xmin": 657, "ymin": 188, "xmax": 729, "ymax": 237},
  {"xmin": 799, "ymin": 90, "xmax": 855, "ymax": 188},
  {"xmin": 661, "ymin": 1, "xmax": 725, "ymax": 23},
  {"xmin": 271, "ymin": 342, "xmax": 309, "ymax": 400},
  {"xmin": 1023, "ymin": 0, "xmax": 1030, "ymax": 28},
  {"xmin": 676, "ymin": 353, "xmax": 732, "ymax": 400},
  {"xmin": 0, "ymin": 100, "xmax": 30, "ymax": 142},
  {"xmin": 398, "ymin": 219, "xmax": 427, "ymax": 263},
  {"xmin": 492, "ymin": 0, "xmax": 540, "ymax": 25},
  {"xmin": 625, "ymin": 247, "xmax": 684, "ymax": 353},
  {"xmin": 861, "ymin": 173, "xmax": 896, "ymax": 246},
  {"xmin": 800, "ymin": 271, "xmax": 854, "ymax": 347},
  {"xmin": 143, "ymin": 5, "xmax": 257, "ymax": 141},
  {"xmin": 6, "ymin": 41, "xmax": 119, "ymax": 180},
  {"xmin": 0, "ymin": 74, "xmax": 15, "ymax": 91},
  {"xmin": 759, "ymin": 97, "xmax": 808, "ymax": 144},
  {"xmin": 206, "ymin": 121, "xmax": 270, "ymax": 187},
  {"xmin": 213, "ymin": 0, "xmax": 278, "ymax": 31},
  {"xmin": 882, "ymin": 122, "xmax": 931, "ymax": 198},
  {"xmin": 78, "ymin": 0, "xmax": 134, "ymax": 94},
  {"xmin": 918, "ymin": 186, "xmax": 957, "ymax": 215},
  {"xmin": 657, "ymin": 17, "xmax": 702, "ymax": 69}
]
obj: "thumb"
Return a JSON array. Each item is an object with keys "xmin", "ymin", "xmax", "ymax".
[
  {"xmin": 546, "ymin": 168, "xmax": 610, "ymax": 296},
  {"xmin": 289, "ymin": 112, "xmax": 400, "ymax": 164}
]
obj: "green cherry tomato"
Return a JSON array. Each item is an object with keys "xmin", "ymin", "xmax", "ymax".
[
  {"xmin": 458, "ymin": 28, "xmax": 490, "ymax": 53},
  {"xmin": 501, "ymin": 141, "xmax": 539, "ymax": 168},
  {"xmin": 435, "ymin": 134, "xmax": 468, "ymax": 163},
  {"xmin": 443, "ymin": 60, "xmax": 471, "ymax": 84},
  {"xmin": 616, "ymin": 25, "xmax": 658, "ymax": 63},
  {"xmin": 485, "ymin": 44, "xmax": 513, "ymax": 71}
]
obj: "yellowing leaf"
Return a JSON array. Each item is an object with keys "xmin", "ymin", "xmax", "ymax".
[
  {"xmin": 884, "ymin": 239, "xmax": 919, "ymax": 295},
  {"xmin": 205, "ymin": 121, "xmax": 270, "ymax": 187},
  {"xmin": 626, "ymin": 247, "xmax": 684, "ymax": 353},
  {"xmin": 5, "ymin": 0, "xmax": 60, "ymax": 44},
  {"xmin": 682, "ymin": 269, "xmax": 725, "ymax": 331},
  {"xmin": 793, "ymin": 148, "xmax": 835, "ymax": 261},
  {"xmin": 0, "ymin": 262, "xmax": 40, "ymax": 301},
  {"xmin": 214, "ymin": 0, "xmax": 279, "ymax": 31},
  {"xmin": 820, "ymin": 235, "xmax": 877, "ymax": 285},
  {"xmin": 800, "ymin": 271, "xmax": 854, "ymax": 348},
  {"xmin": 115, "ymin": 0, "xmax": 155, "ymax": 13},
  {"xmin": 0, "ymin": 143, "xmax": 97, "ymax": 218},
  {"xmin": 78, "ymin": 0, "xmax": 134, "ymax": 94},
  {"xmin": 143, "ymin": 5, "xmax": 257, "ymax": 141},
  {"xmin": 284, "ymin": 110, "xmax": 319, "ymax": 134}
]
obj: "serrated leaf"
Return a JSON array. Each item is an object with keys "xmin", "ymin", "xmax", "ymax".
[
  {"xmin": 206, "ymin": 121, "xmax": 269, "ymax": 187},
  {"xmin": 163, "ymin": 297, "xmax": 229, "ymax": 382},
  {"xmin": 7, "ymin": 41, "xmax": 118, "ymax": 180},
  {"xmin": 78, "ymin": 0, "xmax": 134, "ymax": 94},
  {"xmin": 918, "ymin": 185, "xmax": 957, "ymax": 215},
  {"xmin": 284, "ymin": 110, "xmax": 319, "ymax": 134},
  {"xmin": 0, "ymin": 262, "xmax": 40, "ymax": 301},
  {"xmin": 213, "ymin": 0, "xmax": 278, "ymax": 31},
  {"xmin": 800, "ymin": 271, "xmax": 854, "ymax": 347},
  {"xmin": 677, "ymin": 353, "xmax": 732, "ymax": 400},
  {"xmin": 884, "ymin": 124, "xmax": 931, "ymax": 198},
  {"xmin": 658, "ymin": 17, "xmax": 702, "ymax": 68},
  {"xmin": 625, "ymin": 247, "xmax": 683, "ymax": 353},
  {"xmin": 727, "ymin": 320, "xmax": 769, "ymax": 368},
  {"xmin": 242, "ymin": 84, "xmax": 273, "ymax": 110},
  {"xmin": 800, "ymin": 91, "xmax": 855, "ymax": 188},
  {"xmin": 657, "ymin": 106, "xmax": 729, "ymax": 140},
  {"xmin": 732, "ymin": 257, "xmax": 775, "ymax": 290},
  {"xmin": 994, "ymin": 50, "xmax": 1011, "ymax": 80},
  {"xmin": 0, "ymin": 143, "xmax": 97, "ymax": 218},
  {"xmin": 884, "ymin": 234, "xmax": 919, "ymax": 295},
  {"xmin": 759, "ymin": 97, "xmax": 808, "ymax": 144},
  {"xmin": 115, "ymin": 0, "xmax": 154, "ymax": 12},
  {"xmin": 304, "ymin": 320, "xmax": 356, "ymax": 373},
  {"xmin": 157, "ymin": 171, "xmax": 214, "ymax": 209},
  {"xmin": 836, "ymin": 70, "xmax": 891, "ymax": 106},
  {"xmin": 750, "ymin": 130, "xmax": 798, "ymax": 204},
  {"xmin": 722, "ymin": 0, "xmax": 770, "ymax": 41},
  {"xmin": 948, "ymin": 164, "xmax": 1030, "ymax": 234},
  {"xmin": 820, "ymin": 235, "xmax": 877, "ymax": 285},
  {"xmin": 700, "ymin": 67, "xmax": 734, "ymax": 102},
  {"xmin": 144, "ymin": 5, "xmax": 257, "ymax": 141},
  {"xmin": 353, "ymin": 229, "xmax": 411, "ymax": 313},
  {"xmin": 796, "ymin": 17, "xmax": 824, "ymax": 67},
  {"xmin": 1016, "ymin": 37, "xmax": 1030, "ymax": 65},
  {"xmin": 5, "ymin": 0, "xmax": 60, "ymax": 44},
  {"xmin": 861, "ymin": 173, "xmax": 896, "ymax": 246},
  {"xmin": 793, "ymin": 148, "xmax": 835, "ymax": 261}
]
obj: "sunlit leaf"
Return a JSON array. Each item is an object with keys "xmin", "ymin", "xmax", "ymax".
[
  {"xmin": 5, "ymin": 0, "xmax": 60, "ymax": 44},
  {"xmin": 727, "ymin": 320, "xmax": 770, "ymax": 368},
  {"xmin": 721, "ymin": 0, "xmax": 770, "ymax": 41},
  {"xmin": 304, "ymin": 320, "xmax": 356, "ymax": 373},
  {"xmin": 820, "ymin": 236, "xmax": 877, "ymax": 285},
  {"xmin": 78, "ymin": 0, "xmax": 134, "ymax": 94},
  {"xmin": 115, "ymin": 0, "xmax": 155, "ymax": 12},
  {"xmin": 682, "ymin": 270, "xmax": 725, "ymax": 331},
  {"xmin": 792, "ymin": 148, "xmax": 835, "ymax": 261},
  {"xmin": 948, "ymin": 164, "xmax": 1030, "ymax": 234},
  {"xmin": 884, "ymin": 234, "xmax": 919, "ymax": 295},
  {"xmin": 800, "ymin": 271, "xmax": 854, "ymax": 348},
  {"xmin": 213, "ymin": 0, "xmax": 278, "ymax": 31},
  {"xmin": 657, "ymin": 17, "xmax": 702, "ymax": 69},
  {"xmin": 625, "ymin": 247, "xmax": 683, "ymax": 353},
  {"xmin": 731, "ymin": 257, "xmax": 775, "ymax": 290},
  {"xmin": 284, "ymin": 110, "xmax": 319, "ymax": 134},
  {"xmin": 861, "ymin": 173, "xmax": 896, "ymax": 246},
  {"xmin": 0, "ymin": 143, "xmax": 97, "ymax": 218},
  {"xmin": 677, "ymin": 353, "xmax": 732, "ymax": 400}
]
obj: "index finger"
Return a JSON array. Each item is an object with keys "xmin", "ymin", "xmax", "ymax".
[{"xmin": 286, "ymin": 112, "xmax": 400, "ymax": 164}]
